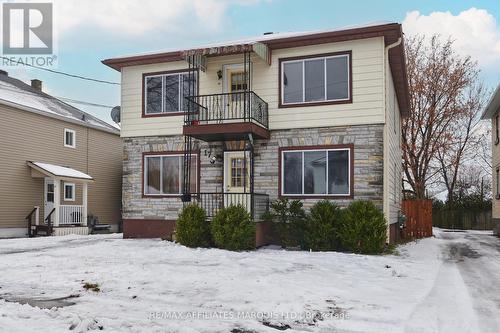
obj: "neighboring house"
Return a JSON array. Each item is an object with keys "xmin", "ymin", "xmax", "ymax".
[
  {"xmin": 0, "ymin": 71, "xmax": 122, "ymax": 237},
  {"xmin": 481, "ymin": 84, "xmax": 500, "ymax": 236},
  {"xmin": 102, "ymin": 22, "xmax": 409, "ymax": 243}
]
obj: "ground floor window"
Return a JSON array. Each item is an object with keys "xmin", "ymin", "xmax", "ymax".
[
  {"xmin": 143, "ymin": 153, "xmax": 197, "ymax": 196},
  {"xmin": 64, "ymin": 183, "xmax": 75, "ymax": 201},
  {"xmin": 280, "ymin": 145, "xmax": 352, "ymax": 197}
]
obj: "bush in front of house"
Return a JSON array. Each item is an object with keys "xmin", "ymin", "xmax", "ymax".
[
  {"xmin": 338, "ymin": 200, "xmax": 387, "ymax": 254},
  {"xmin": 211, "ymin": 205, "xmax": 255, "ymax": 251},
  {"xmin": 303, "ymin": 200, "xmax": 343, "ymax": 251},
  {"xmin": 265, "ymin": 198, "xmax": 306, "ymax": 248},
  {"xmin": 175, "ymin": 203, "xmax": 211, "ymax": 248}
]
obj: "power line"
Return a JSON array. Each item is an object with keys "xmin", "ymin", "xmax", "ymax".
[
  {"xmin": 56, "ymin": 96, "xmax": 115, "ymax": 109},
  {"xmin": 1, "ymin": 56, "xmax": 120, "ymax": 85}
]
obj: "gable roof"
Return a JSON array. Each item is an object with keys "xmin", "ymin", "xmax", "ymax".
[
  {"xmin": 481, "ymin": 84, "xmax": 500, "ymax": 120},
  {"xmin": 102, "ymin": 22, "xmax": 409, "ymax": 116},
  {"xmin": 0, "ymin": 73, "xmax": 119, "ymax": 135}
]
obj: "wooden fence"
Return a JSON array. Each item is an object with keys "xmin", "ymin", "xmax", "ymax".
[
  {"xmin": 433, "ymin": 209, "xmax": 492, "ymax": 230},
  {"xmin": 401, "ymin": 200, "xmax": 433, "ymax": 239}
]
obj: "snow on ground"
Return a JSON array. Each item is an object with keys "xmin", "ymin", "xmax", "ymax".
[{"xmin": 0, "ymin": 229, "xmax": 498, "ymax": 333}]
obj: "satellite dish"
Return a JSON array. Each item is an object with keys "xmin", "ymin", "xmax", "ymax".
[{"xmin": 111, "ymin": 106, "xmax": 121, "ymax": 124}]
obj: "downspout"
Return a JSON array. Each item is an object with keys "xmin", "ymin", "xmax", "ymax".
[{"xmin": 383, "ymin": 37, "xmax": 402, "ymax": 242}]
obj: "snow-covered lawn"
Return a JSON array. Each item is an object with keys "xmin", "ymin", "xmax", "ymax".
[{"xmin": 0, "ymin": 229, "xmax": 498, "ymax": 332}]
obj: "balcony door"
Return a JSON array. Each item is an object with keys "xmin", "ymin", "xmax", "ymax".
[
  {"xmin": 223, "ymin": 64, "xmax": 250, "ymax": 121},
  {"xmin": 223, "ymin": 151, "xmax": 251, "ymax": 210}
]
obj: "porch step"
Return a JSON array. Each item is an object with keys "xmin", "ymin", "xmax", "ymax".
[{"xmin": 32, "ymin": 225, "xmax": 52, "ymax": 237}]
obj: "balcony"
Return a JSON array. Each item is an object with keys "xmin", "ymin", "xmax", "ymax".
[
  {"xmin": 189, "ymin": 192, "xmax": 269, "ymax": 221},
  {"xmin": 183, "ymin": 91, "xmax": 269, "ymax": 142}
]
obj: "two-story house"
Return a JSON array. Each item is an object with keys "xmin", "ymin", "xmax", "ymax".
[
  {"xmin": 0, "ymin": 72, "xmax": 122, "ymax": 237},
  {"xmin": 103, "ymin": 22, "xmax": 409, "ymax": 243},
  {"xmin": 482, "ymin": 85, "xmax": 500, "ymax": 236}
]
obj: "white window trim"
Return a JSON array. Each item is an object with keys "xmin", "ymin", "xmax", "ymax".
[
  {"xmin": 64, "ymin": 128, "xmax": 76, "ymax": 148},
  {"xmin": 144, "ymin": 71, "xmax": 197, "ymax": 115},
  {"xmin": 281, "ymin": 148, "xmax": 351, "ymax": 197},
  {"xmin": 280, "ymin": 53, "xmax": 350, "ymax": 105},
  {"xmin": 64, "ymin": 182, "xmax": 75, "ymax": 201},
  {"xmin": 143, "ymin": 153, "xmax": 198, "ymax": 196}
]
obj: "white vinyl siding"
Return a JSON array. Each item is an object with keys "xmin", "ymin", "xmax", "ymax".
[{"xmin": 119, "ymin": 37, "xmax": 385, "ymax": 137}]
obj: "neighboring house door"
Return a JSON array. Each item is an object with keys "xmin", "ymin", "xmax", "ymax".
[
  {"xmin": 223, "ymin": 64, "xmax": 249, "ymax": 121},
  {"xmin": 223, "ymin": 151, "xmax": 251, "ymax": 211},
  {"xmin": 44, "ymin": 178, "xmax": 55, "ymax": 220}
]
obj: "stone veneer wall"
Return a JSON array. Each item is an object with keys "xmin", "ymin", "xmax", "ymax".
[
  {"xmin": 254, "ymin": 124, "xmax": 384, "ymax": 210},
  {"xmin": 122, "ymin": 124, "xmax": 384, "ymax": 220}
]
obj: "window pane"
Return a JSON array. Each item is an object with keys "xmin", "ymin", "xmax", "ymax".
[
  {"xmin": 182, "ymin": 72, "xmax": 197, "ymax": 111},
  {"xmin": 283, "ymin": 152, "xmax": 302, "ymax": 194},
  {"xmin": 146, "ymin": 77, "xmax": 162, "ymax": 114},
  {"xmin": 283, "ymin": 62, "xmax": 303, "ymax": 103},
  {"xmin": 326, "ymin": 56, "xmax": 349, "ymax": 100},
  {"xmin": 304, "ymin": 151, "xmax": 326, "ymax": 194},
  {"xmin": 145, "ymin": 157, "xmax": 161, "ymax": 194},
  {"xmin": 65, "ymin": 185, "xmax": 73, "ymax": 199},
  {"xmin": 305, "ymin": 59, "xmax": 325, "ymax": 102},
  {"xmin": 328, "ymin": 150, "xmax": 349, "ymax": 195},
  {"xmin": 162, "ymin": 156, "xmax": 180, "ymax": 194},
  {"xmin": 164, "ymin": 75, "xmax": 180, "ymax": 112}
]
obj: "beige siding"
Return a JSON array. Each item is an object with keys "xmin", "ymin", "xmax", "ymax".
[
  {"xmin": 492, "ymin": 112, "xmax": 500, "ymax": 219},
  {"xmin": 87, "ymin": 129, "xmax": 122, "ymax": 226},
  {"xmin": 120, "ymin": 37, "xmax": 385, "ymax": 137},
  {"xmin": 383, "ymin": 51, "xmax": 402, "ymax": 225},
  {"xmin": 0, "ymin": 104, "xmax": 121, "ymax": 231}
]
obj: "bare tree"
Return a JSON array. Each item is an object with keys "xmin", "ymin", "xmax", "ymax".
[
  {"xmin": 436, "ymin": 83, "xmax": 487, "ymax": 204},
  {"xmin": 402, "ymin": 35, "xmax": 479, "ymax": 199}
]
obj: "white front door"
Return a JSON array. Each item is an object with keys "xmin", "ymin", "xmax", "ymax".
[
  {"xmin": 44, "ymin": 178, "xmax": 55, "ymax": 220},
  {"xmin": 224, "ymin": 151, "xmax": 251, "ymax": 210}
]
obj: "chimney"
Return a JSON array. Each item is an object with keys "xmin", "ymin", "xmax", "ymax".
[
  {"xmin": 0, "ymin": 69, "xmax": 8, "ymax": 76},
  {"xmin": 31, "ymin": 79, "xmax": 42, "ymax": 91}
]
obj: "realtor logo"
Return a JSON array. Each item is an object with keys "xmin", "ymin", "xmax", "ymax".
[{"xmin": 2, "ymin": 3, "xmax": 53, "ymax": 54}]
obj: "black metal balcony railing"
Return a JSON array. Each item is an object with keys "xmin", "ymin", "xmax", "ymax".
[
  {"xmin": 189, "ymin": 192, "xmax": 269, "ymax": 221},
  {"xmin": 184, "ymin": 92, "xmax": 268, "ymax": 128}
]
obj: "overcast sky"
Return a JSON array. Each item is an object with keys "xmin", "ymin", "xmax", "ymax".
[{"xmin": 1, "ymin": 0, "xmax": 499, "ymax": 124}]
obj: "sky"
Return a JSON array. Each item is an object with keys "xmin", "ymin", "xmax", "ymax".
[{"xmin": 1, "ymin": 0, "xmax": 499, "ymax": 125}]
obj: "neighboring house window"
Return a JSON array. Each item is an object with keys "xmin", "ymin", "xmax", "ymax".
[
  {"xmin": 143, "ymin": 153, "xmax": 197, "ymax": 195},
  {"xmin": 280, "ymin": 52, "xmax": 350, "ymax": 106},
  {"xmin": 64, "ymin": 129, "xmax": 76, "ymax": 148},
  {"xmin": 144, "ymin": 70, "xmax": 197, "ymax": 116},
  {"xmin": 280, "ymin": 146, "xmax": 352, "ymax": 197},
  {"xmin": 64, "ymin": 183, "xmax": 75, "ymax": 201},
  {"xmin": 496, "ymin": 115, "xmax": 499, "ymax": 145}
]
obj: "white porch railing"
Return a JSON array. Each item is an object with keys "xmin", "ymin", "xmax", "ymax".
[{"xmin": 59, "ymin": 205, "xmax": 84, "ymax": 225}]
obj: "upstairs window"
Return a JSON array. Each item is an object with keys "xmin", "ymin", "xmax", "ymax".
[
  {"xmin": 64, "ymin": 129, "xmax": 75, "ymax": 148},
  {"xmin": 280, "ymin": 52, "xmax": 351, "ymax": 106},
  {"xmin": 144, "ymin": 70, "xmax": 197, "ymax": 116}
]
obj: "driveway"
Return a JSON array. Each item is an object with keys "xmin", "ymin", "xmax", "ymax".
[{"xmin": 406, "ymin": 230, "xmax": 500, "ymax": 333}]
